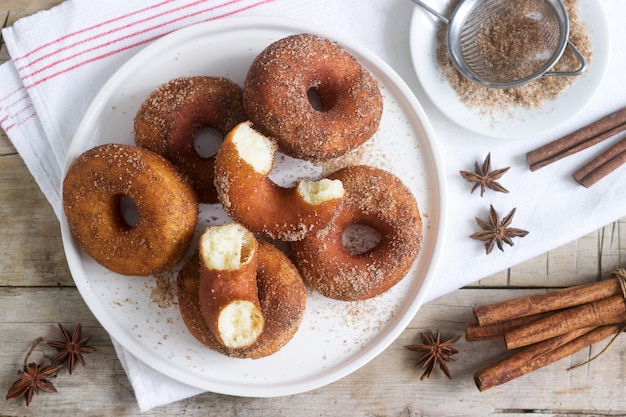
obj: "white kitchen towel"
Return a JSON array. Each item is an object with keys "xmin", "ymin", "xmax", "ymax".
[{"xmin": 1, "ymin": 0, "xmax": 625, "ymax": 411}]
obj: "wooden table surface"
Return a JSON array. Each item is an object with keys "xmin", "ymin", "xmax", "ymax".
[{"xmin": 3, "ymin": 1, "xmax": 626, "ymax": 416}]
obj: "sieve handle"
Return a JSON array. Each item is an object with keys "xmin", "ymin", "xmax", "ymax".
[
  {"xmin": 409, "ymin": 0, "xmax": 450, "ymax": 25},
  {"xmin": 543, "ymin": 42, "xmax": 587, "ymax": 78}
]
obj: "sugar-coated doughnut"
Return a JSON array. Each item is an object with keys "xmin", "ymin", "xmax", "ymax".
[
  {"xmin": 291, "ymin": 165, "xmax": 422, "ymax": 301},
  {"xmin": 214, "ymin": 121, "xmax": 345, "ymax": 241},
  {"xmin": 134, "ymin": 76, "xmax": 247, "ymax": 204},
  {"xmin": 63, "ymin": 143, "xmax": 198, "ymax": 276},
  {"xmin": 244, "ymin": 33, "xmax": 383, "ymax": 161},
  {"xmin": 198, "ymin": 223, "xmax": 264, "ymax": 349},
  {"xmin": 177, "ymin": 239, "xmax": 307, "ymax": 359}
]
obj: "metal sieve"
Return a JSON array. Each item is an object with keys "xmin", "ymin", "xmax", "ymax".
[{"xmin": 411, "ymin": 0, "xmax": 587, "ymax": 88}]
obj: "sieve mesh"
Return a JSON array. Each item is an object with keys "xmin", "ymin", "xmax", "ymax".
[{"xmin": 457, "ymin": 0, "xmax": 563, "ymax": 84}]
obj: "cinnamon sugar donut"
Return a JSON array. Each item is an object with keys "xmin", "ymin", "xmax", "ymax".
[
  {"xmin": 244, "ymin": 34, "xmax": 383, "ymax": 161},
  {"xmin": 62, "ymin": 143, "xmax": 198, "ymax": 276},
  {"xmin": 214, "ymin": 121, "xmax": 345, "ymax": 241},
  {"xmin": 291, "ymin": 165, "xmax": 422, "ymax": 301},
  {"xmin": 134, "ymin": 76, "xmax": 247, "ymax": 204},
  {"xmin": 177, "ymin": 239, "xmax": 306, "ymax": 359}
]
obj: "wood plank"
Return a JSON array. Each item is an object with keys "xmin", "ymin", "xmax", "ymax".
[
  {"xmin": 1, "ymin": 10, "xmax": 9, "ymax": 62},
  {"xmin": 473, "ymin": 268, "xmax": 508, "ymax": 287},
  {"xmin": 2, "ymin": 287, "xmax": 625, "ymax": 416},
  {"xmin": 599, "ymin": 219, "xmax": 626, "ymax": 277},
  {"xmin": 1, "ymin": 1, "xmax": 64, "ymax": 16},
  {"xmin": 0, "ymin": 154, "xmax": 72, "ymax": 287},
  {"xmin": 0, "ymin": 131, "xmax": 15, "ymax": 155}
]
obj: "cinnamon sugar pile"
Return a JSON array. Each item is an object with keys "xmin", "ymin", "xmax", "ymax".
[{"xmin": 436, "ymin": 0, "xmax": 592, "ymax": 110}]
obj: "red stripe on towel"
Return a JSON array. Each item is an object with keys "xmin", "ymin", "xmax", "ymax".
[
  {"xmin": 23, "ymin": 0, "xmax": 274, "ymax": 89},
  {"xmin": 2, "ymin": 103, "xmax": 35, "ymax": 132},
  {"xmin": 5, "ymin": 111, "xmax": 38, "ymax": 131},
  {"xmin": 0, "ymin": 86, "xmax": 26, "ymax": 104},
  {"xmin": 0, "ymin": 92, "xmax": 30, "ymax": 121},
  {"xmin": 13, "ymin": 0, "xmax": 176, "ymax": 63},
  {"xmin": 16, "ymin": 0, "xmax": 210, "ymax": 72},
  {"xmin": 19, "ymin": 0, "xmax": 240, "ymax": 80}
]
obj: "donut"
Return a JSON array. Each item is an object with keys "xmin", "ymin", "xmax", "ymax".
[
  {"xmin": 62, "ymin": 143, "xmax": 198, "ymax": 276},
  {"xmin": 214, "ymin": 121, "xmax": 345, "ymax": 241},
  {"xmin": 134, "ymin": 76, "xmax": 247, "ymax": 204},
  {"xmin": 243, "ymin": 33, "xmax": 383, "ymax": 161},
  {"xmin": 291, "ymin": 165, "xmax": 422, "ymax": 301},
  {"xmin": 197, "ymin": 223, "xmax": 264, "ymax": 349},
  {"xmin": 177, "ymin": 239, "xmax": 307, "ymax": 359}
]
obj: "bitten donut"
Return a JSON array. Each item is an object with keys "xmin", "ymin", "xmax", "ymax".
[
  {"xmin": 291, "ymin": 165, "xmax": 422, "ymax": 301},
  {"xmin": 244, "ymin": 33, "xmax": 383, "ymax": 161},
  {"xmin": 134, "ymin": 76, "xmax": 247, "ymax": 204},
  {"xmin": 214, "ymin": 121, "xmax": 345, "ymax": 241},
  {"xmin": 177, "ymin": 239, "xmax": 307, "ymax": 359},
  {"xmin": 63, "ymin": 143, "xmax": 198, "ymax": 276},
  {"xmin": 198, "ymin": 223, "xmax": 265, "ymax": 349}
]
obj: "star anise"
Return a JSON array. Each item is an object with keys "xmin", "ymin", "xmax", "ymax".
[
  {"xmin": 404, "ymin": 330, "xmax": 460, "ymax": 380},
  {"xmin": 470, "ymin": 205, "xmax": 529, "ymax": 254},
  {"xmin": 47, "ymin": 323, "xmax": 96, "ymax": 374},
  {"xmin": 460, "ymin": 153, "xmax": 510, "ymax": 197},
  {"xmin": 6, "ymin": 338, "xmax": 63, "ymax": 406}
]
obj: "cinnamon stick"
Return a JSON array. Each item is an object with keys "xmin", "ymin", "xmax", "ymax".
[
  {"xmin": 526, "ymin": 106, "xmax": 626, "ymax": 171},
  {"xmin": 466, "ymin": 312, "xmax": 551, "ymax": 341},
  {"xmin": 473, "ymin": 278, "xmax": 621, "ymax": 326},
  {"xmin": 504, "ymin": 295, "xmax": 626, "ymax": 349},
  {"xmin": 475, "ymin": 324, "xmax": 622, "ymax": 391},
  {"xmin": 573, "ymin": 136, "xmax": 626, "ymax": 187}
]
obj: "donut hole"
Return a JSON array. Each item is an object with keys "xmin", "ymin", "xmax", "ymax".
[
  {"xmin": 194, "ymin": 127, "xmax": 223, "ymax": 158},
  {"xmin": 307, "ymin": 87, "xmax": 324, "ymax": 111},
  {"xmin": 342, "ymin": 223, "xmax": 381, "ymax": 255},
  {"xmin": 119, "ymin": 195, "xmax": 140, "ymax": 227},
  {"xmin": 307, "ymin": 85, "xmax": 339, "ymax": 112}
]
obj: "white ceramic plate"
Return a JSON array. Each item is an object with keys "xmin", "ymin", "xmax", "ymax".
[
  {"xmin": 61, "ymin": 17, "xmax": 446, "ymax": 397},
  {"xmin": 409, "ymin": 0, "xmax": 609, "ymax": 139}
]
